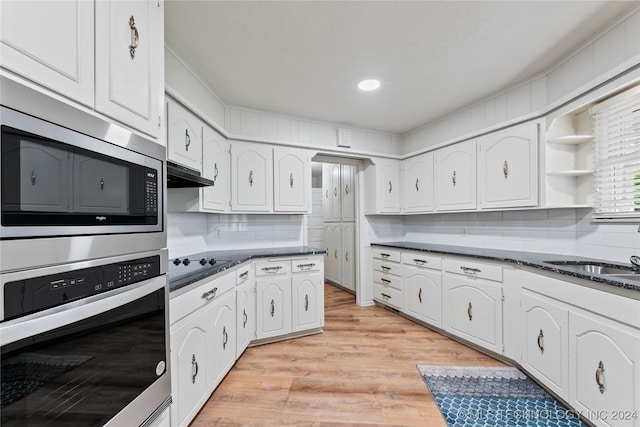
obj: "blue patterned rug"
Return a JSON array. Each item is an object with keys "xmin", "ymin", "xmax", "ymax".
[{"xmin": 418, "ymin": 365, "xmax": 585, "ymax": 427}]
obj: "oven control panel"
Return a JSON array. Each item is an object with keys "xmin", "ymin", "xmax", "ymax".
[{"xmin": 3, "ymin": 255, "xmax": 161, "ymax": 321}]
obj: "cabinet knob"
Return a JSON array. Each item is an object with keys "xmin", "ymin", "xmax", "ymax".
[
  {"xmin": 191, "ymin": 354, "xmax": 199, "ymax": 384},
  {"xmin": 334, "ymin": 249, "xmax": 338, "ymax": 259},
  {"xmin": 326, "ymin": 189, "xmax": 329, "ymax": 199},
  {"xmin": 334, "ymin": 187, "xmax": 338, "ymax": 197},
  {"xmin": 452, "ymin": 171, "xmax": 457, "ymax": 187},
  {"xmin": 503, "ymin": 160, "xmax": 509, "ymax": 179},
  {"xmin": 595, "ymin": 361, "xmax": 605, "ymax": 394},
  {"xmin": 537, "ymin": 329, "xmax": 544, "ymax": 354},
  {"xmin": 467, "ymin": 302, "xmax": 473, "ymax": 321},
  {"xmin": 185, "ymin": 129, "xmax": 191, "ymax": 151},
  {"xmin": 128, "ymin": 15, "xmax": 139, "ymax": 60}
]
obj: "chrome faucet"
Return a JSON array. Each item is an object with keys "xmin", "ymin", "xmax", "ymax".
[{"xmin": 631, "ymin": 255, "xmax": 640, "ymax": 272}]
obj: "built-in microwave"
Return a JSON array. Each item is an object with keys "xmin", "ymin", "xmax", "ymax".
[{"xmin": 1, "ymin": 106, "xmax": 162, "ymax": 238}]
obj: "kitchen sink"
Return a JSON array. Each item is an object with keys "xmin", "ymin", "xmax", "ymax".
[{"xmin": 544, "ymin": 261, "xmax": 637, "ymax": 275}]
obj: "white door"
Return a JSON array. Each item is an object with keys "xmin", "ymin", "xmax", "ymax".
[
  {"xmin": 201, "ymin": 125, "xmax": 230, "ymax": 212},
  {"xmin": 341, "ymin": 164, "xmax": 356, "ymax": 221},
  {"xmin": 167, "ymin": 99, "xmax": 202, "ymax": 172},
  {"xmin": 0, "ymin": 0, "xmax": 94, "ymax": 106},
  {"xmin": 236, "ymin": 281, "xmax": 255, "ymax": 358},
  {"xmin": 478, "ymin": 122, "xmax": 538, "ymax": 209},
  {"xmin": 404, "ymin": 267, "xmax": 442, "ymax": 327},
  {"xmin": 231, "ymin": 142, "xmax": 273, "ymax": 212},
  {"xmin": 380, "ymin": 161, "xmax": 401, "ymax": 213},
  {"xmin": 341, "ymin": 222, "xmax": 356, "ymax": 291},
  {"xmin": 208, "ymin": 291, "xmax": 236, "ymax": 390},
  {"xmin": 292, "ymin": 273, "xmax": 323, "ymax": 331},
  {"xmin": 273, "ymin": 147, "xmax": 310, "ymax": 212},
  {"xmin": 256, "ymin": 276, "xmax": 291, "ymax": 340},
  {"xmin": 403, "ymin": 152, "xmax": 434, "ymax": 213},
  {"xmin": 95, "ymin": 0, "xmax": 162, "ymax": 137},
  {"xmin": 435, "ymin": 140, "xmax": 477, "ymax": 211}
]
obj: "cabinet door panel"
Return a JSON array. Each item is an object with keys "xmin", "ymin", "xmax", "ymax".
[
  {"xmin": 231, "ymin": 142, "xmax": 272, "ymax": 211},
  {"xmin": 167, "ymin": 99, "xmax": 202, "ymax": 172},
  {"xmin": 274, "ymin": 147, "xmax": 309, "ymax": 212},
  {"xmin": 341, "ymin": 164, "xmax": 356, "ymax": 221},
  {"xmin": 73, "ymin": 154, "xmax": 128, "ymax": 213},
  {"xmin": 201, "ymin": 126, "xmax": 229, "ymax": 211},
  {"xmin": 95, "ymin": 0, "xmax": 161, "ymax": 137},
  {"xmin": 403, "ymin": 267, "xmax": 442, "ymax": 327},
  {"xmin": 0, "ymin": 0, "xmax": 94, "ymax": 106},
  {"xmin": 236, "ymin": 281, "xmax": 255, "ymax": 357},
  {"xmin": 209, "ymin": 292, "xmax": 236, "ymax": 390},
  {"xmin": 478, "ymin": 122, "xmax": 538, "ymax": 209},
  {"xmin": 570, "ymin": 312, "xmax": 639, "ymax": 427},
  {"xmin": 435, "ymin": 140, "xmax": 477, "ymax": 211},
  {"xmin": 403, "ymin": 153, "xmax": 434, "ymax": 213},
  {"xmin": 292, "ymin": 273, "xmax": 323, "ymax": 331},
  {"xmin": 380, "ymin": 162, "xmax": 400, "ymax": 212},
  {"xmin": 256, "ymin": 276, "xmax": 291, "ymax": 340},
  {"xmin": 341, "ymin": 223, "xmax": 356, "ymax": 291}
]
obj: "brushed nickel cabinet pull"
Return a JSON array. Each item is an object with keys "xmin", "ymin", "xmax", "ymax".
[
  {"xmin": 249, "ymin": 170, "xmax": 254, "ymax": 186},
  {"xmin": 595, "ymin": 361, "xmax": 605, "ymax": 394},
  {"xmin": 413, "ymin": 258, "xmax": 427, "ymax": 265},
  {"xmin": 345, "ymin": 184, "xmax": 350, "ymax": 195},
  {"xmin": 202, "ymin": 287, "xmax": 218, "ymax": 300},
  {"xmin": 213, "ymin": 163, "xmax": 219, "ymax": 183},
  {"xmin": 222, "ymin": 326, "xmax": 228, "ymax": 350},
  {"xmin": 415, "ymin": 178, "xmax": 419, "ymax": 191},
  {"xmin": 129, "ymin": 15, "xmax": 139, "ymax": 59},
  {"xmin": 334, "ymin": 249, "xmax": 338, "ymax": 259},
  {"xmin": 296, "ymin": 263, "xmax": 316, "ymax": 270},
  {"xmin": 100, "ymin": 178, "xmax": 105, "ymax": 191},
  {"xmin": 270, "ymin": 299, "xmax": 275, "ymax": 317},
  {"xmin": 503, "ymin": 160, "xmax": 509, "ymax": 179},
  {"xmin": 325, "ymin": 189, "xmax": 329, "ymax": 199},
  {"xmin": 345, "ymin": 251, "xmax": 349, "ymax": 262},
  {"xmin": 467, "ymin": 302, "xmax": 473, "ymax": 321},
  {"xmin": 388, "ymin": 180, "xmax": 392, "ymax": 193},
  {"xmin": 31, "ymin": 171, "xmax": 37, "ymax": 186},
  {"xmin": 452, "ymin": 171, "xmax": 457, "ymax": 186},
  {"xmin": 304, "ymin": 294, "xmax": 309, "ymax": 311},
  {"xmin": 334, "ymin": 187, "xmax": 338, "ymax": 197},
  {"xmin": 239, "ymin": 271, "xmax": 249, "ymax": 280},
  {"xmin": 289, "ymin": 173, "xmax": 294, "ymax": 188},
  {"xmin": 243, "ymin": 309, "xmax": 247, "ymax": 328},
  {"xmin": 381, "ymin": 265, "xmax": 391, "ymax": 271},
  {"xmin": 537, "ymin": 329, "xmax": 544, "ymax": 353},
  {"xmin": 191, "ymin": 354, "xmax": 198, "ymax": 384},
  {"xmin": 460, "ymin": 266, "xmax": 481, "ymax": 275},
  {"xmin": 185, "ymin": 129, "xmax": 191, "ymax": 151},
  {"xmin": 381, "ymin": 278, "xmax": 391, "ymax": 284},
  {"xmin": 380, "ymin": 253, "xmax": 390, "ymax": 258},
  {"xmin": 418, "ymin": 288, "xmax": 422, "ymax": 303},
  {"xmin": 381, "ymin": 293, "xmax": 391, "ymax": 300}
]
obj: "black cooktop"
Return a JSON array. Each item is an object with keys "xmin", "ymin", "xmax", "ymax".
[{"xmin": 168, "ymin": 252, "xmax": 234, "ymax": 290}]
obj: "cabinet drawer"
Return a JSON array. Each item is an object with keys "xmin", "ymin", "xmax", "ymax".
[
  {"xmin": 373, "ymin": 282, "xmax": 402, "ymax": 309},
  {"xmin": 255, "ymin": 260, "xmax": 291, "ymax": 276},
  {"xmin": 373, "ymin": 270, "xmax": 402, "ymax": 290},
  {"xmin": 372, "ymin": 247, "xmax": 400, "ymax": 263},
  {"xmin": 443, "ymin": 258, "xmax": 502, "ymax": 282},
  {"xmin": 401, "ymin": 252, "xmax": 442, "ymax": 270},
  {"xmin": 291, "ymin": 258, "xmax": 321, "ymax": 273},
  {"xmin": 170, "ymin": 271, "xmax": 236, "ymax": 325},
  {"xmin": 372, "ymin": 259, "xmax": 401, "ymax": 277},
  {"xmin": 236, "ymin": 264, "xmax": 251, "ymax": 285}
]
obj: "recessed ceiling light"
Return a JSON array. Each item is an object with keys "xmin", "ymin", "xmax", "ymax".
[{"xmin": 358, "ymin": 79, "xmax": 380, "ymax": 91}]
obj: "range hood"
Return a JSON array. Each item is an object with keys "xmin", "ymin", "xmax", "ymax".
[{"xmin": 166, "ymin": 161, "xmax": 215, "ymax": 188}]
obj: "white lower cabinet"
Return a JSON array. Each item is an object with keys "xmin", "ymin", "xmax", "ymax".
[
  {"xmin": 292, "ymin": 269, "xmax": 324, "ymax": 332},
  {"xmin": 236, "ymin": 266, "xmax": 255, "ymax": 358},
  {"xmin": 521, "ymin": 290, "xmax": 568, "ymax": 398},
  {"xmin": 402, "ymin": 254, "xmax": 442, "ymax": 328},
  {"xmin": 569, "ymin": 311, "xmax": 640, "ymax": 427},
  {"xmin": 256, "ymin": 275, "xmax": 292, "ymax": 340},
  {"xmin": 208, "ymin": 290, "xmax": 236, "ymax": 390}
]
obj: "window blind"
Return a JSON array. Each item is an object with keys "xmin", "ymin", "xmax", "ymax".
[{"xmin": 590, "ymin": 86, "xmax": 640, "ymax": 220}]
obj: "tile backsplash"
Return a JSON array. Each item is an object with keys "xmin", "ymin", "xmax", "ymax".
[{"xmin": 167, "ymin": 212, "xmax": 304, "ymax": 258}]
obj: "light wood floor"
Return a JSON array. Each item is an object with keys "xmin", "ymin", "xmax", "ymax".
[{"xmin": 191, "ymin": 283, "xmax": 504, "ymax": 426}]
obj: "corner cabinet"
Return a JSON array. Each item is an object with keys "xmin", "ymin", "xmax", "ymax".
[
  {"xmin": 235, "ymin": 265, "xmax": 255, "ymax": 358},
  {"xmin": 291, "ymin": 261, "xmax": 324, "ymax": 332},
  {"xmin": 402, "ymin": 152, "xmax": 435, "ymax": 213},
  {"xmin": 273, "ymin": 147, "xmax": 311, "ymax": 212},
  {"xmin": 255, "ymin": 260, "xmax": 292, "ymax": 340},
  {"xmin": 95, "ymin": 0, "xmax": 163, "ymax": 137},
  {"xmin": 477, "ymin": 121, "xmax": 538, "ymax": 209},
  {"xmin": 231, "ymin": 142, "xmax": 273, "ymax": 212},
  {"xmin": 435, "ymin": 140, "xmax": 477, "ymax": 211},
  {"xmin": 364, "ymin": 158, "xmax": 401, "ymax": 214},
  {"xmin": 167, "ymin": 98, "xmax": 203, "ymax": 172}
]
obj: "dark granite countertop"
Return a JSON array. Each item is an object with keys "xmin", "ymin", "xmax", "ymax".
[
  {"xmin": 372, "ymin": 241, "xmax": 640, "ymax": 293},
  {"xmin": 169, "ymin": 246, "xmax": 326, "ymax": 293}
]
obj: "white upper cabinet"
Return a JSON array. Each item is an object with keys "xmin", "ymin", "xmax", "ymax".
[
  {"xmin": 478, "ymin": 121, "xmax": 538, "ymax": 209},
  {"xmin": 341, "ymin": 164, "xmax": 356, "ymax": 221},
  {"xmin": 201, "ymin": 125, "xmax": 230, "ymax": 212},
  {"xmin": 231, "ymin": 141, "xmax": 273, "ymax": 212},
  {"xmin": 0, "ymin": 0, "xmax": 95, "ymax": 106},
  {"xmin": 402, "ymin": 152, "xmax": 434, "ymax": 213},
  {"xmin": 435, "ymin": 140, "xmax": 477, "ymax": 211},
  {"xmin": 167, "ymin": 98, "xmax": 203, "ymax": 172},
  {"xmin": 323, "ymin": 163, "xmax": 341, "ymax": 222},
  {"xmin": 273, "ymin": 147, "xmax": 310, "ymax": 212},
  {"xmin": 364, "ymin": 158, "xmax": 401, "ymax": 214},
  {"xmin": 95, "ymin": 0, "xmax": 163, "ymax": 137}
]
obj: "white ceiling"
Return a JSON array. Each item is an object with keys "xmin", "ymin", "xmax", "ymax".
[{"xmin": 165, "ymin": 1, "xmax": 637, "ymax": 135}]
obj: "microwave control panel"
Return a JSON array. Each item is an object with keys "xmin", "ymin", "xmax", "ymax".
[{"xmin": 3, "ymin": 255, "xmax": 161, "ymax": 321}]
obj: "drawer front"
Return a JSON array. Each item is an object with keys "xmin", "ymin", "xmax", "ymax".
[
  {"xmin": 255, "ymin": 260, "xmax": 291, "ymax": 276},
  {"xmin": 236, "ymin": 264, "xmax": 251, "ymax": 285},
  {"xmin": 443, "ymin": 258, "xmax": 502, "ymax": 282},
  {"xmin": 401, "ymin": 252, "xmax": 442, "ymax": 270},
  {"xmin": 170, "ymin": 271, "xmax": 236, "ymax": 325},
  {"xmin": 291, "ymin": 257, "xmax": 322, "ymax": 273},
  {"xmin": 372, "ymin": 247, "xmax": 400, "ymax": 263},
  {"xmin": 372, "ymin": 259, "xmax": 401, "ymax": 277},
  {"xmin": 373, "ymin": 270, "xmax": 402, "ymax": 290},
  {"xmin": 373, "ymin": 282, "xmax": 402, "ymax": 309}
]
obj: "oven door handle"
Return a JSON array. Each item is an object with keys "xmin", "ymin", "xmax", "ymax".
[{"xmin": 0, "ymin": 276, "xmax": 166, "ymax": 347}]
